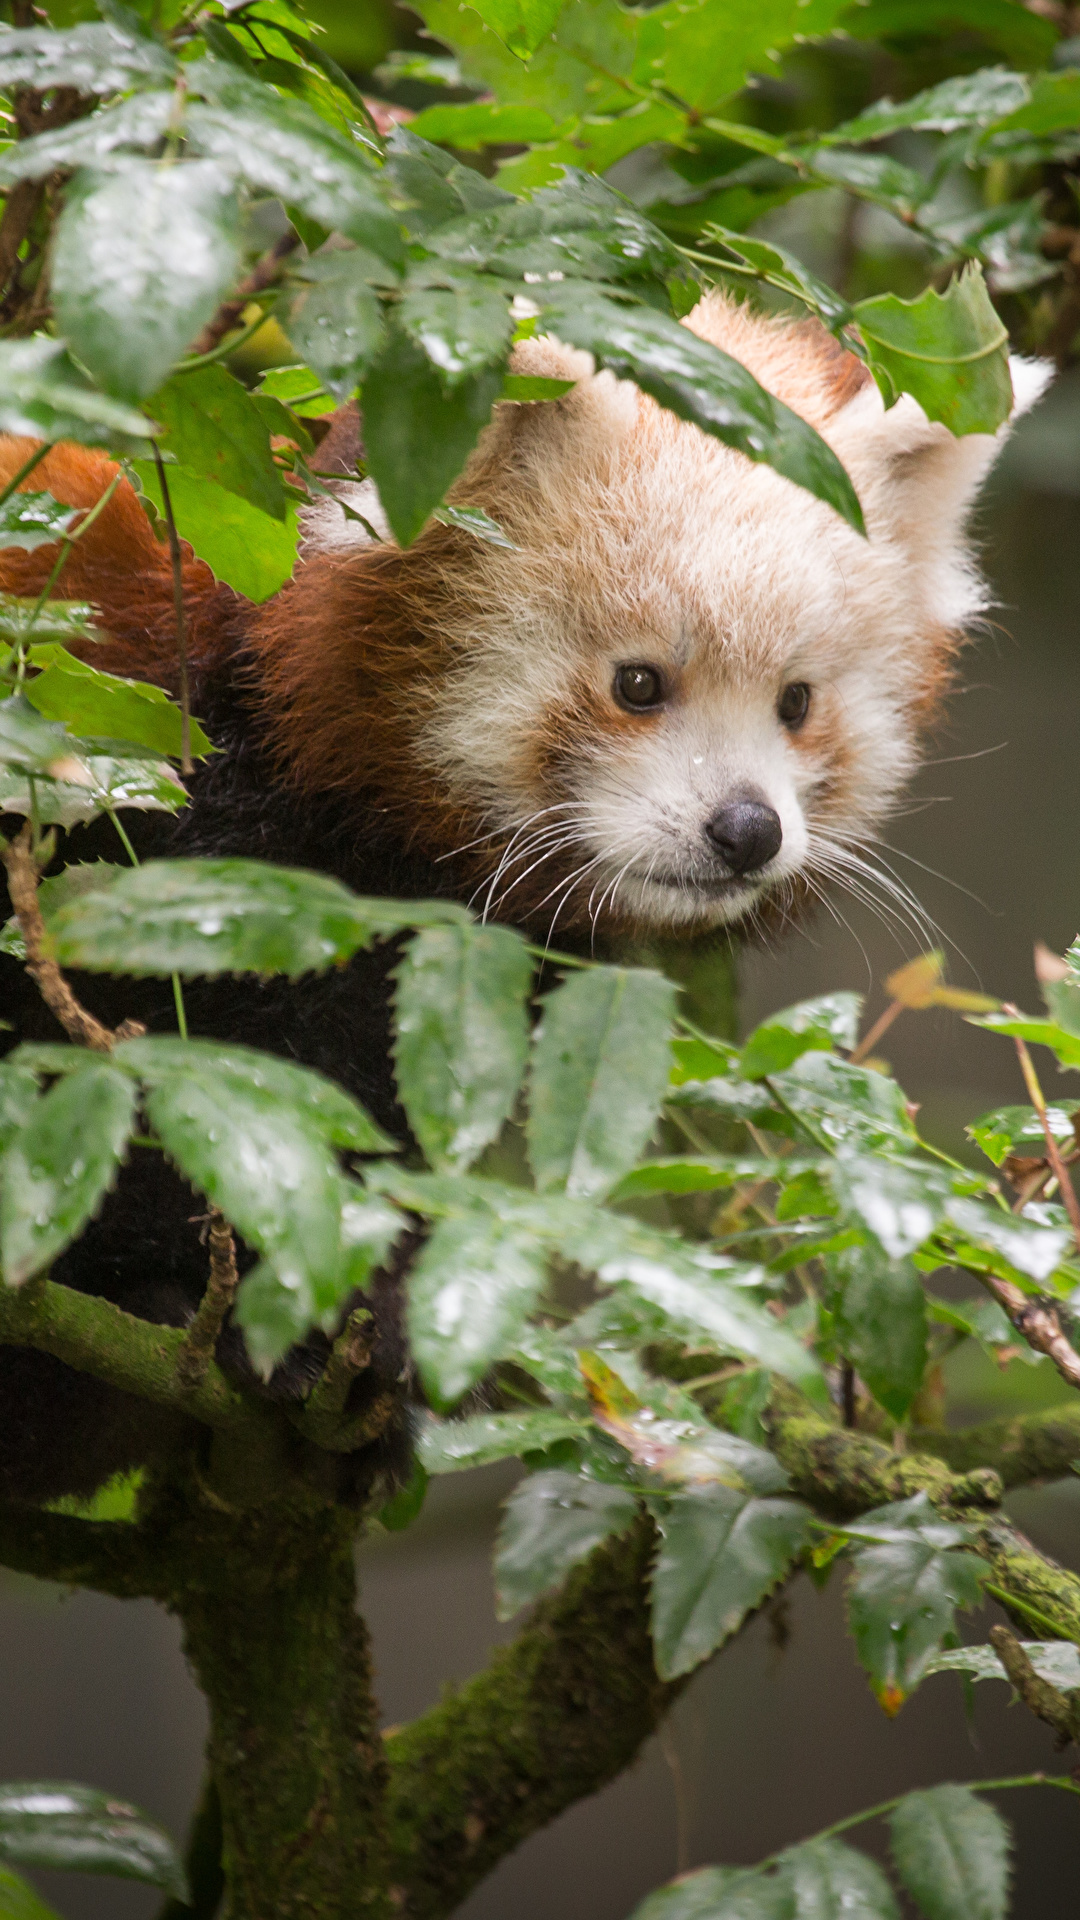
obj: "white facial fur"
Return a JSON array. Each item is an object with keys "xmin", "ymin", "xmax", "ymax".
[{"xmin": 307, "ymin": 297, "xmax": 1049, "ymax": 938}]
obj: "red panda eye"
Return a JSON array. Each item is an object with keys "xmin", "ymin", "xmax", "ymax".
[
  {"xmin": 778, "ymin": 682, "xmax": 811, "ymax": 729},
  {"xmin": 614, "ymin": 663, "xmax": 665, "ymax": 711}
]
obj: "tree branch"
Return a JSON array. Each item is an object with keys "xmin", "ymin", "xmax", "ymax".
[
  {"xmin": 1, "ymin": 824, "xmax": 137, "ymax": 1050},
  {"xmin": 0, "ymin": 1502, "xmax": 166, "ymax": 1598},
  {"xmin": 977, "ymin": 1271, "xmax": 1080, "ymax": 1391},
  {"xmin": 0, "ymin": 1274, "xmax": 265, "ymax": 1439},
  {"xmin": 187, "ymin": 232, "xmax": 300, "ymax": 360},
  {"xmin": 766, "ymin": 1387, "xmax": 1004, "ymax": 1514},
  {"xmin": 914, "ymin": 1400, "xmax": 1080, "ymax": 1489},
  {"xmin": 989, "ymin": 1624, "xmax": 1080, "ymax": 1745},
  {"xmin": 384, "ymin": 1516, "xmax": 678, "ymax": 1920}
]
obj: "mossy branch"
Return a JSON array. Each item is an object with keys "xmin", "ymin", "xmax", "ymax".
[
  {"xmin": 914, "ymin": 1400, "xmax": 1080, "ymax": 1489},
  {"xmin": 0, "ymin": 1274, "xmax": 266, "ymax": 1439},
  {"xmin": 384, "ymin": 1516, "xmax": 676, "ymax": 1920},
  {"xmin": 766, "ymin": 1387, "xmax": 1004, "ymax": 1515},
  {"xmin": 0, "ymin": 1502, "xmax": 166, "ymax": 1598}
]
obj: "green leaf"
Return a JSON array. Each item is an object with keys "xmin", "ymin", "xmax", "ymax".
[
  {"xmin": 779, "ymin": 1838, "xmax": 900, "ymax": 1918},
  {"xmin": 827, "ymin": 68, "xmax": 1029, "ymax": 142},
  {"xmin": 982, "ymin": 68, "xmax": 1080, "ymax": 139},
  {"xmin": 943, "ymin": 1195, "xmax": 1071, "ymax": 1284},
  {"xmin": 651, "ymin": 1484, "xmax": 812, "ymax": 1679},
  {"xmin": 114, "ymin": 1036, "xmax": 393, "ymax": 1152},
  {"xmin": 462, "ymin": 0, "xmax": 567, "ymax": 59},
  {"xmin": 845, "ymin": 1493, "xmax": 987, "ymax": 1711},
  {"xmin": 0, "ymin": 492, "xmax": 79, "ymax": 552},
  {"xmin": 840, "ymin": 0, "xmax": 1056, "ymax": 68},
  {"xmin": 609, "ymin": 1154, "xmax": 794, "ymax": 1199},
  {"xmin": 768, "ymin": 1051, "xmax": 918, "ymax": 1153},
  {"xmin": 700, "ymin": 226, "xmax": 852, "ymax": 330},
  {"xmin": 740, "ymin": 992, "xmax": 862, "ymax": 1080},
  {"xmin": 432, "ymin": 503, "xmax": 517, "ymax": 547},
  {"xmin": 0, "ymin": 1062, "xmax": 136, "ymax": 1286},
  {"xmin": 0, "ymin": 1059, "xmax": 41, "ymax": 1153},
  {"xmin": 527, "ymin": 965, "xmax": 676, "ymax": 1196},
  {"xmin": 0, "ymin": 1864, "xmax": 61, "ymax": 1920},
  {"xmin": 148, "ymin": 367, "xmax": 288, "ymax": 521},
  {"xmin": 416, "ymin": 1407, "xmax": 590, "ymax": 1472},
  {"xmin": 0, "ymin": 1783, "xmax": 186, "ymax": 1897},
  {"xmin": 666, "ymin": 1074, "xmax": 782, "ymax": 1125},
  {"xmin": 394, "ymin": 922, "xmax": 533, "ymax": 1170},
  {"xmin": 410, "ymin": 102, "xmax": 561, "ymax": 149},
  {"xmin": 52, "ymin": 161, "xmax": 241, "ymax": 402},
  {"xmin": 185, "ymin": 60, "xmax": 403, "ymax": 261},
  {"xmin": 0, "ymin": 596, "xmax": 100, "ymax": 646},
  {"xmin": 800, "ymin": 146, "xmax": 926, "ymax": 218},
  {"xmin": 499, "ymin": 373, "xmax": 575, "ymax": 402},
  {"xmin": 0, "ymin": 93, "xmax": 175, "ymax": 190},
  {"xmin": 830, "ymin": 1239, "xmax": 927, "ymax": 1419},
  {"xmin": 399, "ymin": 268, "xmax": 513, "ymax": 385},
  {"xmin": 831, "ymin": 1154, "xmax": 975, "ymax": 1260},
  {"xmin": 0, "ymin": 751, "xmax": 186, "ymax": 828},
  {"xmin": 256, "ymin": 365, "xmax": 334, "ymax": 417},
  {"xmin": 494, "ymin": 1468, "xmax": 638, "ymax": 1618},
  {"xmin": 2, "ymin": 863, "xmax": 125, "ymax": 962},
  {"xmin": 973, "ymin": 1008, "xmax": 1080, "ymax": 1070},
  {"xmin": 852, "ymin": 266, "xmax": 1012, "ymax": 436},
  {"xmin": 0, "ymin": 337, "xmax": 152, "ymax": 449},
  {"xmin": 543, "ymin": 287, "xmax": 865, "ymax": 535},
  {"xmin": 889, "ymin": 1785, "xmax": 1010, "ymax": 1920},
  {"xmin": 627, "ymin": 1866, "xmax": 788, "ymax": 1920},
  {"xmin": 929, "ymin": 1640, "xmax": 1080, "ymax": 1689},
  {"xmin": 633, "ymin": 0, "xmax": 849, "ymax": 115},
  {"xmin": 378, "ymin": 1458, "xmax": 429, "ymax": 1532},
  {"xmin": 47, "ymin": 857, "xmax": 466, "ymax": 978},
  {"xmin": 285, "ymin": 249, "xmax": 390, "ymax": 398},
  {"xmin": 130, "ymin": 459, "xmax": 299, "ymax": 605},
  {"xmin": 406, "ymin": 1212, "xmax": 549, "ymax": 1407},
  {"xmin": 24, "ymin": 650, "xmax": 212, "ymax": 760},
  {"xmin": 0, "ymin": 21, "xmax": 174, "ymax": 93},
  {"xmin": 967, "ymin": 1102, "xmax": 1077, "ymax": 1167},
  {"xmin": 361, "ymin": 326, "xmax": 503, "ymax": 546}
]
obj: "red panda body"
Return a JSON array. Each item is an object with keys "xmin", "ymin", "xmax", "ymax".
[{"xmin": 0, "ymin": 296, "xmax": 1044, "ymax": 1502}]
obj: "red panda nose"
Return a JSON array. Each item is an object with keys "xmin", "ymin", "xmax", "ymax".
[{"xmin": 704, "ymin": 800, "xmax": 783, "ymax": 876}]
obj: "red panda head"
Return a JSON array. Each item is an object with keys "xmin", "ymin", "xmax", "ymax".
[{"xmin": 252, "ymin": 293, "xmax": 1046, "ymax": 941}]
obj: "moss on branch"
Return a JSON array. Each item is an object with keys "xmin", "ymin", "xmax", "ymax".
[
  {"xmin": 915, "ymin": 1401, "xmax": 1080, "ymax": 1489},
  {"xmin": 383, "ymin": 1516, "xmax": 676, "ymax": 1920},
  {"xmin": 0, "ymin": 1502, "xmax": 165, "ymax": 1597},
  {"xmin": 766, "ymin": 1390, "xmax": 1004, "ymax": 1515}
]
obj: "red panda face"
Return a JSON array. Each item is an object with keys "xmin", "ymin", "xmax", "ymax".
[{"xmin": 262, "ymin": 294, "xmax": 1048, "ymax": 942}]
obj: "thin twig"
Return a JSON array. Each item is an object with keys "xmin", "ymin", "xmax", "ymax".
[
  {"xmin": 1005, "ymin": 1011, "xmax": 1080, "ymax": 1249},
  {"xmin": 151, "ymin": 442, "xmax": 191, "ymax": 775},
  {"xmin": 176, "ymin": 1211, "xmax": 240, "ymax": 1390},
  {"xmin": 0, "ymin": 823, "xmax": 141, "ymax": 1051},
  {"xmin": 186, "ymin": 231, "xmax": 300, "ymax": 360},
  {"xmin": 849, "ymin": 997, "xmax": 903, "ymax": 1065},
  {"xmin": 976, "ymin": 1268, "xmax": 1080, "ymax": 1392}
]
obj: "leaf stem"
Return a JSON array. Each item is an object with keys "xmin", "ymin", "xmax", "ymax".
[
  {"xmin": 983, "ymin": 1580, "xmax": 1079, "ymax": 1640},
  {"xmin": 0, "ymin": 441, "xmax": 48, "ymax": 513},
  {"xmin": 850, "ymin": 998, "xmax": 904, "ymax": 1066},
  {"xmin": 759, "ymin": 1773, "xmax": 1080, "ymax": 1867},
  {"xmin": 151, "ymin": 441, "xmax": 192, "ymax": 775},
  {"xmin": 1007, "ymin": 1014, "xmax": 1080, "ymax": 1249}
]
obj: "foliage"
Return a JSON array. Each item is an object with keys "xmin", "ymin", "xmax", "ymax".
[{"xmin": 0, "ymin": 1, "xmax": 1078, "ymax": 1917}]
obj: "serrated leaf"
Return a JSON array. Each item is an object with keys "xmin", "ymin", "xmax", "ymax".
[
  {"xmin": 0, "ymin": 1060, "xmax": 41, "ymax": 1153},
  {"xmin": 780, "ymin": 1837, "xmax": 900, "ymax": 1917},
  {"xmin": 827, "ymin": 67, "xmax": 1029, "ymax": 142},
  {"xmin": 399, "ymin": 268, "xmax": 513, "ymax": 384},
  {"xmin": 627, "ymin": 1865, "xmax": 788, "ymax": 1920},
  {"xmin": 832, "ymin": 1154, "xmax": 977, "ymax": 1260},
  {"xmin": 464, "ymin": 0, "xmax": 566, "ymax": 58},
  {"xmin": 47, "ymin": 858, "xmax": 466, "ymax": 978},
  {"xmin": 768, "ymin": 1051, "xmax": 917, "ymax": 1153},
  {"xmin": 0, "ymin": 1783, "xmax": 185, "ymax": 1897},
  {"xmin": 846, "ymin": 1494, "xmax": 987, "ymax": 1711},
  {"xmin": 23, "ymin": 650, "xmax": 212, "ymax": 761},
  {"xmin": 831, "ymin": 1239, "xmax": 927, "ymax": 1419},
  {"xmin": 633, "ymin": 0, "xmax": 847, "ymax": 115},
  {"xmin": 973, "ymin": 1008, "xmax": 1080, "ymax": 1070},
  {"xmin": 700, "ymin": 226, "xmax": 852, "ymax": 330},
  {"xmin": 149, "ymin": 367, "xmax": 287, "ymax": 521},
  {"xmin": 416, "ymin": 1407, "xmax": 590, "ymax": 1472},
  {"xmin": 361, "ymin": 325, "xmax": 503, "ymax": 546},
  {"xmin": 411, "ymin": 102, "xmax": 561, "ymax": 149},
  {"xmin": 1, "ymin": 861, "xmax": 124, "ymax": 961},
  {"xmin": 494, "ymin": 1469, "xmax": 638, "ymax": 1618},
  {"xmin": 889, "ymin": 1785, "xmax": 1009, "ymax": 1920},
  {"xmin": 853, "ymin": 265, "xmax": 1011, "ymax": 435},
  {"xmin": 114, "ymin": 1036, "xmax": 392, "ymax": 1152},
  {"xmin": 130, "ymin": 459, "xmax": 299, "ymax": 604},
  {"xmin": 0, "ymin": 492, "xmax": 79, "ymax": 552},
  {"xmin": 967, "ymin": 1102, "xmax": 1077, "ymax": 1167},
  {"xmin": 285, "ymin": 249, "xmax": 390, "ymax": 398},
  {"xmin": 0, "ymin": 1063, "xmax": 136, "ymax": 1286},
  {"xmin": 0, "ymin": 752, "xmax": 186, "ymax": 828},
  {"xmin": 0, "ymin": 21, "xmax": 175, "ymax": 93},
  {"xmin": 184, "ymin": 60, "xmax": 402, "ymax": 260},
  {"xmin": 0, "ymin": 337, "xmax": 151, "ymax": 448},
  {"xmin": 0, "ymin": 92, "xmax": 175, "ymax": 191},
  {"xmin": 666, "ymin": 1075, "xmax": 782, "ymax": 1124},
  {"xmin": 52, "ymin": 160, "xmax": 241, "ymax": 402},
  {"xmin": 929, "ymin": 1640, "xmax": 1080, "ymax": 1688},
  {"xmin": 542, "ymin": 286, "xmax": 864, "ymax": 534},
  {"xmin": 651, "ymin": 1484, "xmax": 812, "ymax": 1679},
  {"xmin": 406, "ymin": 1211, "xmax": 549, "ymax": 1407},
  {"xmin": 394, "ymin": 922, "xmax": 533, "ymax": 1170},
  {"xmin": 740, "ymin": 992, "xmax": 862, "ymax": 1080},
  {"xmin": 527, "ymin": 965, "xmax": 676, "ymax": 1196}
]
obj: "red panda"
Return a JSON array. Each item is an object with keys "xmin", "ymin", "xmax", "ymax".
[{"xmin": 0, "ymin": 295, "xmax": 1048, "ymax": 1504}]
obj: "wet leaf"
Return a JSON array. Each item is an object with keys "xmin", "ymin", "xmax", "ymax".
[
  {"xmin": 778, "ymin": 1837, "xmax": 900, "ymax": 1918},
  {"xmin": 651, "ymin": 1483, "xmax": 812, "ymax": 1679},
  {"xmin": 407, "ymin": 1212, "xmax": 549, "ymax": 1407},
  {"xmin": 24, "ymin": 649, "xmax": 212, "ymax": 761},
  {"xmin": 739, "ymin": 992, "xmax": 862, "ymax": 1080},
  {"xmin": 399, "ymin": 267, "xmax": 513, "ymax": 384},
  {"xmin": 852, "ymin": 266, "xmax": 1012, "ymax": 435},
  {"xmin": 627, "ymin": 1865, "xmax": 788, "ymax": 1920},
  {"xmin": 0, "ymin": 1063, "xmax": 136, "ymax": 1286},
  {"xmin": 967, "ymin": 1103, "xmax": 1077, "ymax": 1167},
  {"xmin": 889, "ymin": 1784, "xmax": 1009, "ymax": 1920},
  {"xmin": 361, "ymin": 326, "xmax": 503, "ymax": 546},
  {"xmin": 0, "ymin": 1782, "xmax": 186, "ymax": 1897},
  {"xmin": 929, "ymin": 1640, "xmax": 1080, "ymax": 1688},
  {"xmin": 464, "ymin": 0, "xmax": 567, "ymax": 58},
  {"xmin": 0, "ymin": 492, "xmax": 79, "ymax": 552},
  {"xmin": 394, "ymin": 922, "xmax": 533, "ymax": 1169},
  {"xmin": 826, "ymin": 67, "xmax": 1029, "ymax": 140},
  {"xmin": 527, "ymin": 965, "xmax": 676, "ymax": 1196},
  {"xmin": 416, "ymin": 1407, "xmax": 590, "ymax": 1472},
  {"xmin": 494, "ymin": 1469, "xmax": 638, "ymax": 1618},
  {"xmin": 48, "ymin": 857, "xmax": 466, "ymax": 978},
  {"xmin": 0, "ymin": 337, "xmax": 151, "ymax": 449},
  {"xmin": 831, "ymin": 1154, "xmax": 977, "ymax": 1260},
  {"xmin": 845, "ymin": 1494, "xmax": 988, "ymax": 1711},
  {"xmin": 285, "ymin": 249, "xmax": 391, "ymax": 398},
  {"xmin": 149, "ymin": 367, "xmax": 288, "ymax": 521},
  {"xmin": 0, "ymin": 21, "xmax": 174, "ymax": 93},
  {"xmin": 831, "ymin": 1238, "xmax": 928, "ymax": 1419},
  {"xmin": 114, "ymin": 1036, "xmax": 393, "ymax": 1153}
]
